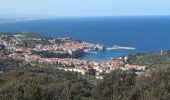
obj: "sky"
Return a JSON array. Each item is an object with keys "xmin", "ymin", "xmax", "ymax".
[{"xmin": 0, "ymin": 0, "xmax": 170, "ymax": 17}]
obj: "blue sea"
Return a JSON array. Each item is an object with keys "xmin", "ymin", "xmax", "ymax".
[{"xmin": 0, "ymin": 16, "xmax": 170, "ymax": 61}]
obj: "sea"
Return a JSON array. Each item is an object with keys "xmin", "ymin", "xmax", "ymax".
[{"xmin": 0, "ymin": 16, "xmax": 170, "ymax": 61}]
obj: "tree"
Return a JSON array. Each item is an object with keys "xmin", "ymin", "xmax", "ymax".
[
  {"xmin": 92, "ymin": 70, "xmax": 136, "ymax": 100},
  {"xmin": 132, "ymin": 66, "xmax": 170, "ymax": 100}
]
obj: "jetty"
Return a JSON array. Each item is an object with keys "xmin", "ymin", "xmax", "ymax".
[{"xmin": 106, "ymin": 45, "xmax": 135, "ymax": 50}]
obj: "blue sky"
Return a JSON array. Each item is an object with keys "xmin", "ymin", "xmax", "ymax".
[{"xmin": 0, "ymin": 0, "xmax": 170, "ymax": 17}]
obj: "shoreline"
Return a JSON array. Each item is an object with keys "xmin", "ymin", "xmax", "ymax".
[{"xmin": 0, "ymin": 18, "xmax": 52, "ymax": 24}]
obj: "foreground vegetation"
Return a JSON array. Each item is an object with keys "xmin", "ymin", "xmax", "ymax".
[
  {"xmin": 0, "ymin": 65, "xmax": 92, "ymax": 100},
  {"xmin": 93, "ymin": 67, "xmax": 170, "ymax": 100},
  {"xmin": 0, "ymin": 52, "xmax": 170, "ymax": 100}
]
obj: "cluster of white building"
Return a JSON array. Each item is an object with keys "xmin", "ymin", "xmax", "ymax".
[{"xmin": 0, "ymin": 34, "xmax": 148, "ymax": 79}]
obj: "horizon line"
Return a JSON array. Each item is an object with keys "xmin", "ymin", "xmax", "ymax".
[{"xmin": 1, "ymin": 14, "xmax": 170, "ymax": 18}]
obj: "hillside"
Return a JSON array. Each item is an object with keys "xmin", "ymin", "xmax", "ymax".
[
  {"xmin": 127, "ymin": 51, "xmax": 170, "ymax": 68},
  {"xmin": 0, "ymin": 51, "xmax": 170, "ymax": 100}
]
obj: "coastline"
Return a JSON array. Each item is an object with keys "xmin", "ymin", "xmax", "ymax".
[
  {"xmin": 0, "ymin": 17, "xmax": 52, "ymax": 24},
  {"xmin": 0, "ymin": 17, "xmax": 169, "ymax": 61},
  {"xmin": 0, "ymin": 32, "xmax": 169, "ymax": 79}
]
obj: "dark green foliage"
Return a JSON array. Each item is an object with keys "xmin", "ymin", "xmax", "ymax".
[
  {"xmin": 0, "ymin": 58, "xmax": 23, "ymax": 69},
  {"xmin": 0, "ymin": 67, "xmax": 92, "ymax": 100},
  {"xmin": 0, "ymin": 44, "xmax": 5, "ymax": 52},
  {"xmin": 132, "ymin": 66, "xmax": 170, "ymax": 100},
  {"xmin": 0, "ymin": 48, "xmax": 170, "ymax": 100},
  {"xmin": 127, "ymin": 52, "xmax": 170, "ymax": 68},
  {"xmin": 92, "ymin": 67, "xmax": 170, "ymax": 100},
  {"xmin": 86, "ymin": 68, "xmax": 96, "ymax": 76},
  {"xmin": 32, "ymin": 50, "xmax": 71, "ymax": 58},
  {"xmin": 92, "ymin": 70, "xmax": 136, "ymax": 100},
  {"xmin": 0, "ymin": 61, "xmax": 170, "ymax": 100}
]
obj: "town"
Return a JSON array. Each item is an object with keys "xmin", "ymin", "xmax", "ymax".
[{"xmin": 0, "ymin": 32, "xmax": 148, "ymax": 79}]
